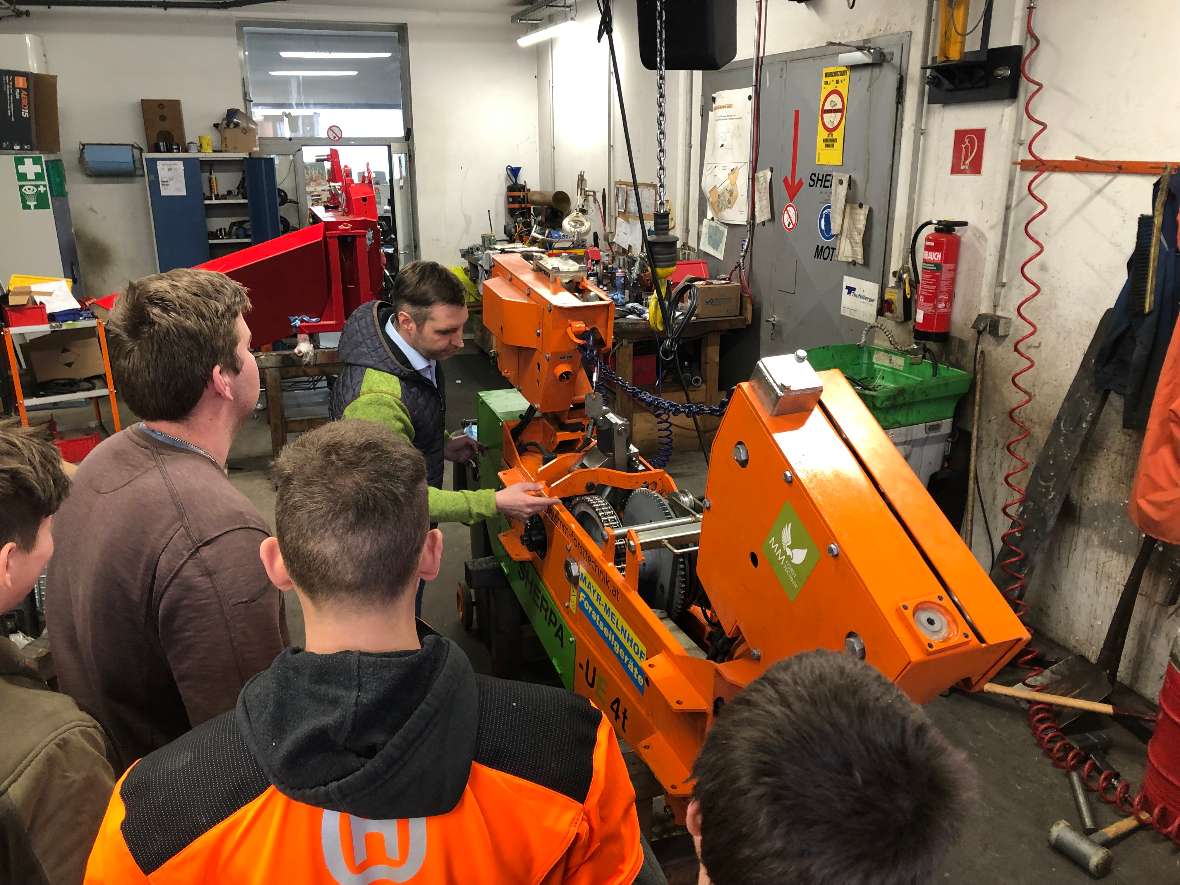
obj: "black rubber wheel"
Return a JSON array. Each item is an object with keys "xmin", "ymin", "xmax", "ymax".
[{"xmin": 457, "ymin": 583, "xmax": 476, "ymax": 633}]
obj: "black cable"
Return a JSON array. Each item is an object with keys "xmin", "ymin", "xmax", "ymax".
[{"xmin": 596, "ymin": 0, "xmax": 711, "ymax": 464}]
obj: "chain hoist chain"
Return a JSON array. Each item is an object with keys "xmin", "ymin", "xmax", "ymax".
[
  {"xmin": 655, "ymin": 0, "xmax": 668, "ymax": 213},
  {"xmin": 581, "ymin": 343, "xmax": 728, "ymax": 418}
]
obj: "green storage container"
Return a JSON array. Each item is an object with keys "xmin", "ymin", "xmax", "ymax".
[{"xmin": 805, "ymin": 344, "xmax": 971, "ymax": 429}]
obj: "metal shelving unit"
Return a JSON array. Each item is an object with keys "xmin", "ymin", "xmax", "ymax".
[{"xmin": 2, "ymin": 319, "xmax": 122, "ymax": 430}]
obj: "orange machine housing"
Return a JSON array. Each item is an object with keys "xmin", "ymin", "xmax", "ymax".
[
  {"xmin": 482, "ymin": 253, "xmax": 614, "ymax": 414},
  {"xmin": 480, "ymin": 263, "xmax": 1029, "ymax": 813}
]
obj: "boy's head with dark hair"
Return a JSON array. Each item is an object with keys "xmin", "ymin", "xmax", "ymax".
[
  {"xmin": 108, "ymin": 268, "xmax": 258, "ymax": 423},
  {"xmin": 261, "ymin": 420, "xmax": 441, "ymax": 615},
  {"xmin": 688, "ymin": 650, "xmax": 972, "ymax": 885},
  {"xmin": 389, "ymin": 260, "xmax": 468, "ymax": 362},
  {"xmin": 0, "ymin": 427, "xmax": 69, "ymax": 611}
]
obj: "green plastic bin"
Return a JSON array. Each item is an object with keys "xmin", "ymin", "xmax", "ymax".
[{"xmin": 805, "ymin": 344, "xmax": 971, "ymax": 429}]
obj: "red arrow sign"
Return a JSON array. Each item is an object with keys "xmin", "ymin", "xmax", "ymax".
[{"xmin": 782, "ymin": 108, "xmax": 804, "ymax": 203}]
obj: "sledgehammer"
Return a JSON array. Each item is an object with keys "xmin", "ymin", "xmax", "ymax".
[{"xmin": 1048, "ymin": 814, "xmax": 1148, "ymax": 878}]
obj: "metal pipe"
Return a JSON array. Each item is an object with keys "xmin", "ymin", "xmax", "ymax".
[
  {"xmin": 511, "ymin": 0, "xmax": 573, "ymax": 25},
  {"xmin": 15, "ymin": 0, "xmax": 280, "ymax": 7}
]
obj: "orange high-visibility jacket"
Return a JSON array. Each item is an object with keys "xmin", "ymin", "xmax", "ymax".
[
  {"xmin": 1131, "ymin": 312, "xmax": 1180, "ymax": 543},
  {"xmin": 85, "ymin": 636, "xmax": 643, "ymax": 884}
]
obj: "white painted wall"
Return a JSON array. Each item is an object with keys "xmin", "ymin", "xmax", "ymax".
[
  {"xmin": 541, "ymin": 0, "xmax": 1180, "ymax": 699},
  {"xmin": 0, "ymin": 2, "xmax": 539, "ymax": 295}
]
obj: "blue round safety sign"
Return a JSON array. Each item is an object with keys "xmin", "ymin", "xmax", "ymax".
[{"xmin": 818, "ymin": 203, "xmax": 835, "ymax": 242}]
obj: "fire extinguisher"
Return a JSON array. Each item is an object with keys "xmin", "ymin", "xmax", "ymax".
[{"xmin": 910, "ymin": 219, "xmax": 968, "ymax": 342}]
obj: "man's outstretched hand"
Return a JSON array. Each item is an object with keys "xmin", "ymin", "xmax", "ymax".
[{"xmin": 496, "ymin": 482, "xmax": 560, "ymax": 521}]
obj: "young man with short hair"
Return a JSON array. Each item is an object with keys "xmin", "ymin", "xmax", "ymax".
[
  {"xmin": 330, "ymin": 259, "xmax": 558, "ymax": 525},
  {"xmin": 687, "ymin": 650, "xmax": 971, "ymax": 885},
  {"xmin": 85, "ymin": 420, "xmax": 644, "ymax": 884},
  {"xmin": 46, "ymin": 269, "xmax": 287, "ymax": 770},
  {"xmin": 0, "ymin": 428, "xmax": 115, "ymax": 885}
]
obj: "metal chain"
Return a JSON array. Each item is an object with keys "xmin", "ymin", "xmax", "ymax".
[
  {"xmin": 582, "ymin": 344, "xmax": 728, "ymax": 418},
  {"xmin": 655, "ymin": 0, "xmax": 668, "ymax": 212}
]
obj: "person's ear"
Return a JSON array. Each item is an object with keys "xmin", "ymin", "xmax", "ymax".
[
  {"xmin": 686, "ymin": 798, "xmax": 703, "ymax": 839},
  {"xmin": 417, "ymin": 528, "xmax": 443, "ymax": 584},
  {"xmin": 396, "ymin": 309, "xmax": 418, "ymax": 335},
  {"xmin": 0, "ymin": 541, "xmax": 17, "ymax": 598},
  {"xmin": 210, "ymin": 363, "xmax": 236, "ymax": 402},
  {"xmin": 259, "ymin": 536, "xmax": 296, "ymax": 592}
]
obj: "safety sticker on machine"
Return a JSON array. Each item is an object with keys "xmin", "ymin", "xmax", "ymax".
[
  {"xmin": 578, "ymin": 570, "xmax": 647, "ymax": 694},
  {"xmin": 763, "ymin": 501, "xmax": 819, "ymax": 600}
]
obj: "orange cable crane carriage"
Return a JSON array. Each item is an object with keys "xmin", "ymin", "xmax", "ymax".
[{"xmin": 469, "ymin": 250, "xmax": 1028, "ymax": 817}]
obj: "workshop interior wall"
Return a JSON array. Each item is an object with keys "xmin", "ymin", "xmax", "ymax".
[
  {"xmin": 543, "ymin": 0, "xmax": 1180, "ymax": 700},
  {"xmin": 2, "ymin": 3, "xmax": 539, "ymax": 295}
]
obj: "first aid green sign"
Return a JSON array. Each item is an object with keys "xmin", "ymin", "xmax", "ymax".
[
  {"xmin": 13, "ymin": 155, "xmax": 49, "ymax": 210},
  {"xmin": 763, "ymin": 501, "xmax": 819, "ymax": 601}
]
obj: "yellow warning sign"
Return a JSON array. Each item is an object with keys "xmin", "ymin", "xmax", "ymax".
[{"xmin": 815, "ymin": 66, "xmax": 849, "ymax": 167}]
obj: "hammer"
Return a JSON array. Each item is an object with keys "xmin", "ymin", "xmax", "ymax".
[{"xmin": 1048, "ymin": 814, "xmax": 1148, "ymax": 878}]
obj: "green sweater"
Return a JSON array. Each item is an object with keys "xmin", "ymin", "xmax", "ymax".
[{"xmin": 343, "ymin": 370, "xmax": 498, "ymax": 524}]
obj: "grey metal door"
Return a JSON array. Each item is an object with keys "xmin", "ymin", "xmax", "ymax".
[{"xmin": 699, "ymin": 35, "xmax": 908, "ymax": 385}]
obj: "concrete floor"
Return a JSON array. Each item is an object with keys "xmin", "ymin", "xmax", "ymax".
[{"xmin": 226, "ymin": 347, "xmax": 1177, "ymax": 884}]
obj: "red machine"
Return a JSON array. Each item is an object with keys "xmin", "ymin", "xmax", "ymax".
[
  {"xmin": 95, "ymin": 149, "xmax": 385, "ymax": 346},
  {"xmin": 913, "ymin": 219, "xmax": 967, "ymax": 343}
]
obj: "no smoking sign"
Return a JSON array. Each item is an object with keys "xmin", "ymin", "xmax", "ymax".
[
  {"xmin": 815, "ymin": 65, "xmax": 849, "ymax": 166},
  {"xmin": 782, "ymin": 202, "xmax": 799, "ymax": 233}
]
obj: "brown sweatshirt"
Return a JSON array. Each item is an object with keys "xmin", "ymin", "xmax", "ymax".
[{"xmin": 45, "ymin": 426, "xmax": 287, "ymax": 771}]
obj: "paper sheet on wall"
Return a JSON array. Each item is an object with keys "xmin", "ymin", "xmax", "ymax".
[
  {"xmin": 754, "ymin": 169, "xmax": 772, "ymax": 224},
  {"xmin": 701, "ymin": 163, "xmax": 748, "ymax": 225},
  {"xmin": 157, "ymin": 160, "xmax": 186, "ymax": 197},
  {"xmin": 704, "ymin": 88, "xmax": 752, "ymax": 164},
  {"xmin": 841, "ymin": 275, "xmax": 880, "ymax": 324},
  {"xmin": 836, "ymin": 203, "xmax": 870, "ymax": 264},
  {"xmin": 701, "ymin": 87, "xmax": 752, "ymax": 225},
  {"xmin": 613, "ymin": 216, "xmax": 644, "ymax": 252},
  {"xmin": 699, "ymin": 217, "xmax": 727, "ymax": 260},
  {"xmin": 830, "ymin": 174, "xmax": 850, "ymax": 235}
]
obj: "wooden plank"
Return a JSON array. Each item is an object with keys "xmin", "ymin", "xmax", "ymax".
[
  {"xmin": 1017, "ymin": 158, "xmax": 1179, "ymax": 175},
  {"xmin": 253, "ymin": 348, "xmax": 341, "ymax": 369},
  {"xmin": 702, "ymin": 333, "xmax": 721, "ymax": 406},
  {"xmin": 265, "ymin": 367, "xmax": 285, "ymax": 456},
  {"xmin": 613, "ymin": 341, "xmax": 636, "ymax": 421},
  {"xmin": 614, "ymin": 314, "xmax": 747, "ymax": 341}
]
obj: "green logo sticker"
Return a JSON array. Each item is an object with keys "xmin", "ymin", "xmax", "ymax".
[{"xmin": 763, "ymin": 501, "xmax": 818, "ymax": 600}]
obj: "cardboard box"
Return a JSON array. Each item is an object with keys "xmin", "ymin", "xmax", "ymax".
[
  {"xmin": 218, "ymin": 124, "xmax": 258, "ymax": 153},
  {"xmin": 1, "ymin": 71, "xmax": 61, "ymax": 152},
  {"xmin": 26, "ymin": 328, "xmax": 105, "ymax": 382},
  {"xmin": 693, "ymin": 281, "xmax": 742, "ymax": 319},
  {"xmin": 1, "ymin": 70, "xmax": 33, "ymax": 150},
  {"xmin": 141, "ymin": 99, "xmax": 186, "ymax": 149}
]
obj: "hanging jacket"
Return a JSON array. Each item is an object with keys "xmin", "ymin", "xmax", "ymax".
[
  {"xmin": 329, "ymin": 300, "xmax": 497, "ymax": 525},
  {"xmin": 1094, "ymin": 175, "xmax": 1180, "ymax": 429},
  {"xmin": 84, "ymin": 634, "xmax": 644, "ymax": 884}
]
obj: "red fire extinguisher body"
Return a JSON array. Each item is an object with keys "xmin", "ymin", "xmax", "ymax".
[{"xmin": 914, "ymin": 226, "xmax": 961, "ymax": 342}]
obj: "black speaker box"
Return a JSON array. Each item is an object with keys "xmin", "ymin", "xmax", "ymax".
[{"xmin": 637, "ymin": 0, "xmax": 737, "ymax": 71}]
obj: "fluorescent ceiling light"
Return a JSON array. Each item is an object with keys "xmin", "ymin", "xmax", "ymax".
[
  {"xmin": 252, "ymin": 108, "xmax": 320, "ymax": 116},
  {"xmin": 279, "ymin": 51, "xmax": 392, "ymax": 59},
  {"xmin": 516, "ymin": 19, "xmax": 576, "ymax": 47},
  {"xmin": 269, "ymin": 70, "xmax": 358, "ymax": 77}
]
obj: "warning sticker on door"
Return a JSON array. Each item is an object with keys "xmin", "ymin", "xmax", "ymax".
[
  {"xmin": 815, "ymin": 66, "xmax": 849, "ymax": 167},
  {"xmin": 763, "ymin": 501, "xmax": 819, "ymax": 601}
]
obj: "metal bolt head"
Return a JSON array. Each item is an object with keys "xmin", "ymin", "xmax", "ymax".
[
  {"xmin": 783, "ymin": 470, "xmax": 794, "ymax": 484},
  {"xmin": 827, "ymin": 543, "xmax": 840, "ymax": 557},
  {"xmin": 627, "ymin": 538, "xmax": 637, "ymax": 553},
  {"xmin": 703, "ymin": 497, "xmax": 712, "ymax": 510},
  {"xmin": 732, "ymin": 441, "xmax": 750, "ymax": 468},
  {"xmin": 844, "ymin": 632, "xmax": 866, "ymax": 660},
  {"xmin": 794, "ymin": 349, "xmax": 807, "ymax": 362},
  {"xmin": 750, "ymin": 648, "xmax": 762, "ymax": 661}
]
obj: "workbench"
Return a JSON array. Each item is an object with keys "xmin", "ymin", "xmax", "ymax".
[
  {"xmin": 611, "ymin": 311, "xmax": 750, "ymax": 452},
  {"xmin": 255, "ymin": 348, "xmax": 342, "ymax": 457}
]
